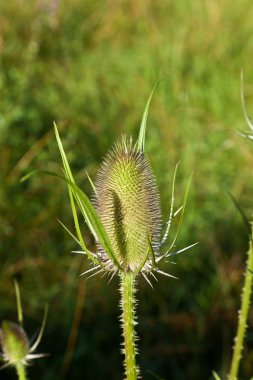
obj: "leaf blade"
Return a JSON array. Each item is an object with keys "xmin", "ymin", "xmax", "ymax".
[
  {"xmin": 54, "ymin": 124, "xmax": 122, "ymax": 270},
  {"xmin": 137, "ymin": 81, "xmax": 161, "ymax": 153}
]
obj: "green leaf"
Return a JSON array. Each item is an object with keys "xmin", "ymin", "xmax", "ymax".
[
  {"xmin": 54, "ymin": 123, "xmax": 96, "ymax": 238},
  {"xmin": 22, "ymin": 168, "xmax": 101, "ymax": 267},
  {"xmin": 30, "ymin": 305, "xmax": 48, "ymax": 353},
  {"xmin": 86, "ymin": 171, "xmax": 96, "ymax": 193},
  {"xmin": 136, "ymin": 81, "xmax": 161, "ymax": 153},
  {"xmin": 54, "ymin": 123, "xmax": 122, "ymax": 270},
  {"xmin": 136, "ymin": 246, "xmax": 150, "ymax": 274},
  {"xmin": 148, "ymin": 237, "xmax": 156, "ymax": 270},
  {"xmin": 67, "ymin": 186, "xmax": 102, "ymax": 266},
  {"xmin": 229, "ymin": 193, "xmax": 251, "ymax": 234},
  {"xmin": 58, "ymin": 220, "xmax": 100, "ymax": 265},
  {"xmin": 161, "ymin": 162, "xmax": 180, "ymax": 245}
]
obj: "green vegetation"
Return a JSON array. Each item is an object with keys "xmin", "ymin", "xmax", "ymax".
[{"xmin": 1, "ymin": 0, "xmax": 253, "ymax": 379}]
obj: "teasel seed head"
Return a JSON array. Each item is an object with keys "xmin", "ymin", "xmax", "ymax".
[
  {"xmin": 0, "ymin": 282, "xmax": 48, "ymax": 371},
  {"xmin": 94, "ymin": 137, "xmax": 162, "ymax": 273}
]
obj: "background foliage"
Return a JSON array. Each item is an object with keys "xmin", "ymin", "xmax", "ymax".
[{"xmin": 1, "ymin": 0, "xmax": 253, "ymax": 379}]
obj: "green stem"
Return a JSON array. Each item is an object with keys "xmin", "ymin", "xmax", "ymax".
[
  {"xmin": 228, "ymin": 224, "xmax": 253, "ymax": 380},
  {"xmin": 15, "ymin": 363, "xmax": 27, "ymax": 380},
  {"xmin": 121, "ymin": 272, "xmax": 138, "ymax": 380}
]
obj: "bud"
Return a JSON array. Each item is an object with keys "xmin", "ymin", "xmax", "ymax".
[
  {"xmin": 0, "ymin": 321, "xmax": 29, "ymax": 364},
  {"xmin": 94, "ymin": 138, "xmax": 161, "ymax": 272}
]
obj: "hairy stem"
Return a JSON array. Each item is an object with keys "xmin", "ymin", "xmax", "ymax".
[
  {"xmin": 228, "ymin": 223, "xmax": 253, "ymax": 380},
  {"xmin": 16, "ymin": 363, "xmax": 27, "ymax": 380},
  {"xmin": 121, "ymin": 272, "xmax": 138, "ymax": 380}
]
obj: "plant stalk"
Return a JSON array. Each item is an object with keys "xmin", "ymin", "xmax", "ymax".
[
  {"xmin": 15, "ymin": 363, "xmax": 27, "ymax": 380},
  {"xmin": 121, "ymin": 272, "xmax": 138, "ymax": 380},
  {"xmin": 228, "ymin": 223, "xmax": 253, "ymax": 380}
]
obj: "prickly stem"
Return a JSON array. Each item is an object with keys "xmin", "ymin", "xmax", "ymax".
[
  {"xmin": 120, "ymin": 272, "xmax": 138, "ymax": 380},
  {"xmin": 228, "ymin": 222, "xmax": 253, "ymax": 380},
  {"xmin": 16, "ymin": 363, "xmax": 27, "ymax": 380}
]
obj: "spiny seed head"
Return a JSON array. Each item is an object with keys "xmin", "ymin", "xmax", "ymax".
[
  {"xmin": 94, "ymin": 137, "xmax": 161, "ymax": 273},
  {"xmin": 0, "ymin": 321, "xmax": 29, "ymax": 364}
]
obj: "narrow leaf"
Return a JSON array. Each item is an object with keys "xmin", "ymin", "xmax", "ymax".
[
  {"xmin": 67, "ymin": 187, "xmax": 102, "ymax": 266},
  {"xmin": 167, "ymin": 172, "xmax": 193, "ymax": 253},
  {"xmin": 160, "ymin": 162, "xmax": 180, "ymax": 246},
  {"xmin": 54, "ymin": 123, "xmax": 97, "ymax": 239},
  {"xmin": 54, "ymin": 124, "xmax": 122, "ymax": 270},
  {"xmin": 22, "ymin": 166, "xmax": 118, "ymax": 268},
  {"xmin": 67, "ymin": 180, "xmax": 121, "ymax": 269},
  {"xmin": 136, "ymin": 246, "xmax": 150, "ymax": 274},
  {"xmin": 137, "ymin": 81, "xmax": 161, "ymax": 153},
  {"xmin": 229, "ymin": 193, "xmax": 251, "ymax": 234},
  {"xmin": 30, "ymin": 305, "xmax": 48, "ymax": 353},
  {"xmin": 86, "ymin": 171, "xmax": 96, "ymax": 193},
  {"xmin": 58, "ymin": 220, "xmax": 99, "ymax": 265},
  {"xmin": 14, "ymin": 280, "xmax": 23, "ymax": 326},
  {"xmin": 148, "ymin": 237, "xmax": 156, "ymax": 270}
]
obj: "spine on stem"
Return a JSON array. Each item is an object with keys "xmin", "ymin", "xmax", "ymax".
[{"xmin": 120, "ymin": 272, "xmax": 139, "ymax": 380}]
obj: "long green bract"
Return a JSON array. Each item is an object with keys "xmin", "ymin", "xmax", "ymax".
[
  {"xmin": 161, "ymin": 162, "xmax": 180, "ymax": 246},
  {"xmin": 54, "ymin": 124, "xmax": 122, "ymax": 270},
  {"xmin": 14, "ymin": 281, "xmax": 23, "ymax": 326},
  {"xmin": 136, "ymin": 81, "xmax": 161, "ymax": 153},
  {"xmin": 58, "ymin": 219, "xmax": 99, "ymax": 265},
  {"xmin": 68, "ymin": 186, "xmax": 100, "ymax": 265},
  {"xmin": 166, "ymin": 172, "xmax": 193, "ymax": 255},
  {"xmin": 54, "ymin": 123, "xmax": 96, "ymax": 239}
]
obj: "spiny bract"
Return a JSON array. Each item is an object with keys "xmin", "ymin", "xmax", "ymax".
[{"xmin": 94, "ymin": 137, "xmax": 161, "ymax": 273}]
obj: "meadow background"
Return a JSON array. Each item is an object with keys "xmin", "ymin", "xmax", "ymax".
[{"xmin": 1, "ymin": 0, "xmax": 253, "ymax": 379}]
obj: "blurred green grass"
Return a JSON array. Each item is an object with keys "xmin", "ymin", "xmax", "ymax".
[{"xmin": 1, "ymin": 0, "xmax": 253, "ymax": 379}]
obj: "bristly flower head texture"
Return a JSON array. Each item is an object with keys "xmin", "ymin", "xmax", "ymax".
[{"xmin": 94, "ymin": 137, "xmax": 161, "ymax": 274}]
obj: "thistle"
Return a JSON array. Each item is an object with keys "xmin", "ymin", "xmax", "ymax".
[
  {"xmin": 55, "ymin": 83, "xmax": 195, "ymax": 379},
  {"xmin": 0, "ymin": 282, "xmax": 48, "ymax": 380}
]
